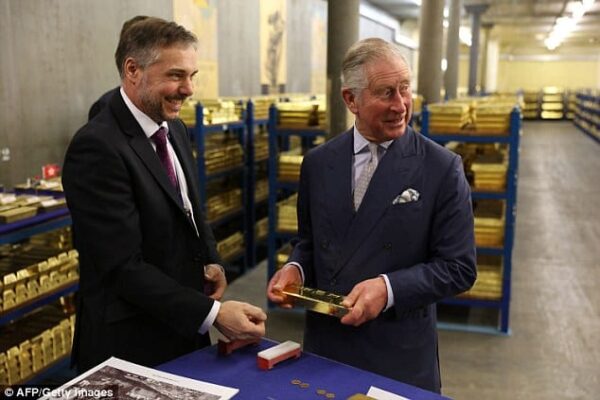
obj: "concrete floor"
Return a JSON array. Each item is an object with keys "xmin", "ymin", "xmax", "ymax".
[{"xmin": 217, "ymin": 121, "xmax": 600, "ymax": 399}]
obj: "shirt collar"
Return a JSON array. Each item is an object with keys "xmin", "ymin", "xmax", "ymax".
[
  {"xmin": 120, "ymin": 87, "xmax": 168, "ymax": 139},
  {"xmin": 352, "ymin": 124, "xmax": 393, "ymax": 154}
]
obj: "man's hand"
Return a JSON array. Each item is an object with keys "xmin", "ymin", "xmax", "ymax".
[
  {"xmin": 204, "ymin": 264, "xmax": 227, "ymax": 301},
  {"xmin": 340, "ymin": 277, "xmax": 388, "ymax": 326},
  {"xmin": 214, "ymin": 300, "xmax": 267, "ymax": 340},
  {"xmin": 266, "ymin": 264, "xmax": 302, "ymax": 308}
]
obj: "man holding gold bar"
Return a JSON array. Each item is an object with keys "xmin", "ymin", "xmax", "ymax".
[
  {"xmin": 268, "ymin": 38, "xmax": 476, "ymax": 393},
  {"xmin": 63, "ymin": 17, "xmax": 266, "ymax": 373}
]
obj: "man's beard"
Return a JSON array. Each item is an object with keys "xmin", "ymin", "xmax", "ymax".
[{"xmin": 139, "ymin": 79, "xmax": 186, "ymax": 123}]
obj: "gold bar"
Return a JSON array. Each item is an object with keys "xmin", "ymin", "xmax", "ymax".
[{"xmin": 281, "ymin": 285, "xmax": 349, "ymax": 318}]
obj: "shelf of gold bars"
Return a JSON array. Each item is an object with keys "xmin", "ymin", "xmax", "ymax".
[
  {"xmin": 0, "ymin": 193, "xmax": 67, "ymax": 225},
  {"xmin": 1, "ymin": 227, "xmax": 78, "ymax": 315},
  {"xmin": 0, "ymin": 303, "xmax": 74, "ymax": 385},
  {"xmin": 427, "ymin": 96, "xmax": 518, "ymax": 136}
]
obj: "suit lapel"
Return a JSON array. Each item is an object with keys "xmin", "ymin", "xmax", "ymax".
[
  {"xmin": 109, "ymin": 93, "xmax": 187, "ymax": 214},
  {"xmin": 334, "ymin": 128, "xmax": 421, "ymax": 275},
  {"xmin": 168, "ymin": 120, "xmax": 205, "ymax": 230},
  {"xmin": 324, "ymin": 131, "xmax": 354, "ymax": 239}
]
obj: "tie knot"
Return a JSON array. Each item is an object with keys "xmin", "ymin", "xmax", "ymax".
[
  {"xmin": 367, "ymin": 142, "xmax": 379, "ymax": 158},
  {"xmin": 151, "ymin": 127, "xmax": 168, "ymax": 147}
]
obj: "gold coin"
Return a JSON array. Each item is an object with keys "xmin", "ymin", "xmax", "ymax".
[
  {"xmin": 325, "ymin": 393, "xmax": 335, "ymax": 399},
  {"xmin": 317, "ymin": 389, "xmax": 327, "ymax": 395},
  {"xmin": 299, "ymin": 382, "xmax": 310, "ymax": 388},
  {"xmin": 291, "ymin": 379, "xmax": 301, "ymax": 385}
]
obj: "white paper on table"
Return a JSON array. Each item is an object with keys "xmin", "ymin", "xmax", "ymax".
[
  {"xmin": 367, "ymin": 385, "xmax": 411, "ymax": 400},
  {"xmin": 39, "ymin": 356, "xmax": 238, "ymax": 400}
]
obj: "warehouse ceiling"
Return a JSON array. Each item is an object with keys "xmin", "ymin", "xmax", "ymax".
[{"xmin": 367, "ymin": 0, "xmax": 600, "ymax": 53}]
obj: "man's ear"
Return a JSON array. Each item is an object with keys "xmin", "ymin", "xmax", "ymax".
[
  {"xmin": 342, "ymin": 88, "xmax": 359, "ymax": 115},
  {"xmin": 123, "ymin": 57, "xmax": 141, "ymax": 85}
]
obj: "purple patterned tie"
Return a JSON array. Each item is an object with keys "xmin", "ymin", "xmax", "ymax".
[{"xmin": 151, "ymin": 127, "xmax": 178, "ymax": 190}]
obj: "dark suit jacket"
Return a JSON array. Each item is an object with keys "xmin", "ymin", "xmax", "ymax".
[
  {"xmin": 88, "ymin": 87, "xmax": 119, "ymax": 121},
  {"xmin": 289, "ymin": 127, "xmax": 476, "ymax": 393},
  {"xmin": 63, "ymin": 91, "xmax": 221, "ymax": 372}
]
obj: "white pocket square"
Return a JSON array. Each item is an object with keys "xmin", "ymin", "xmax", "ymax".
[{"xmin": 392, "ymin": 188, "xmax": 420, "ymax": 205}]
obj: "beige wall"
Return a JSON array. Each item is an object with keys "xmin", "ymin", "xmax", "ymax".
[
  {"xmin": 0, "ymin": 0, "xmax": 172, "ymax": 188},
  {"xmin": 457, "ymin": 56, "xmax": 600, "ymax": 94},
  {"xmin": 496, "ymin": 60, "xmax": 600, "ymax": 92}
]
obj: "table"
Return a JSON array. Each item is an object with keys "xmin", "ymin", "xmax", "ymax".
[{"xmin": 159, "ymin": 338, "xmax": 449, "ymax": 400}]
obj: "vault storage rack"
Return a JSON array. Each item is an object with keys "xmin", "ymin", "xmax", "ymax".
[{"xmin": 421, "ymin": 106, "xmax": 521, "ymax": 335}]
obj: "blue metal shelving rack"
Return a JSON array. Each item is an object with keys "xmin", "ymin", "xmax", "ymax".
[
  {"xmin": 573, "ymin": 92, "xmax": 600, "ymax": 144},
  {"xmin": 245, "ymin": 101, "xmax": 270, "ymax": 270},
  {"xmin": 0, "ymin": 207, "xmax": 77, "ymax": 383},
  {"xmin": 265, "ymin": 105, "xmax": 327, "ymax": 292},
  {"xmin": 421, "ymin": 106, "xmax": 522, "ymax": 335},
  {"xmin": 191, "ymin": 103, "xmax": 249, "ymax": 274}
]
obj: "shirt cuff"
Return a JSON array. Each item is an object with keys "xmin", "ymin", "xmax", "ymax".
[
  {"xmin": 285, "ymin": 262, "xmax": 305, "ymax": 284},
  {"xmin": 198, "ymin": 300, "xmax": 220, "ymax": 334},
  {"xmin": 380, "ymin": 274, "xmax": 394, "ymax": 311}
]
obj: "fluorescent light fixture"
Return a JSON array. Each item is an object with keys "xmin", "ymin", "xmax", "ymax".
[
  {"xmin": 545, "ymin": 0, "xmax": 596, "ymax": 50},
  {"xmin": 459, "ymin": 26, "xmax": 472, "ymax": 46}
]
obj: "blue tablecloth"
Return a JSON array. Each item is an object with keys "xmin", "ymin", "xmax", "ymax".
[{"xmin": 159, "ymin": 338, "xmax": 449, "ymax": 400}]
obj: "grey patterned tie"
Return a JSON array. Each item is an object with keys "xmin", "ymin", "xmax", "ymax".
[{"xmin": 354, "ymin": 142, "xmax": 379, "ymax": 211}]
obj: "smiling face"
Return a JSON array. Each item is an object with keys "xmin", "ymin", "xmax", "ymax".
[
  {"xmin": 342, "ymin": 55, "xmax": 413, "ymax": 143},
  {"xmin": 125, "ymin": 44, "xmax": 198, "ymax": 123}
]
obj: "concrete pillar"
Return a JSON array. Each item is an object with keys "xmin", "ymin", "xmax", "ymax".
[
  {"xmin": 444, "ymin": 0, "xmax": 462, "ymax": 100},
  {"xmin": 417, "ymin": 0, "xmax": 445, "ymax": 104},
  {"xmin": 485, "ymin": 40, "xmax": 499, "ymax": 93},
  {"xmin": 327, "ymin": 0, "xmax": 359, "ymax": 137},
  {"xmin": 465, "ymin": 4, "xmax": 488, "ymax": 96},
  {"xmin": 480, "ymin": 23, "xmax": 494, "ymax": 94}
]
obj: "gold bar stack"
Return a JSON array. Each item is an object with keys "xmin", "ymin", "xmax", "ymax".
[
  {"xmin": 254, "ymin": 129, "xmax": 269, "ymax": 162},
  {"xmin": 459, "ymin": 254, "xmax": 503, "ymax": 300},
  {"xmin": 473, "ymin": 103, "xmax": 513, "ymax": 135},
  {"xmin": 252, "ymin": 97, "xmax": 278, "ymax": 120},
  {"xmin": 0, "ymin": 305, "xmax": 75, "ymax": 386},
  {"xmin": 179, "ymin": 99, "xmax": 242, "ymax": 127},
  {"xmin": 276, "ymin": 194, "xmax": 298, "ymax": 234},
  {"xmin": 277, "ymin": 101, "xmax": 326, "ymax": 128},
  {"xmin": 204, "ymin": 137, "xmax": 244, "ymax": 174},
  {"xmin": 216, "ymin": 232, "xmax": 244, "ymax": 262},
  {"xmin": 278, "ymin": 149, "xmax": 303, "ymax": 182},
  {"xmin": 428, "ymin": 103, "xmax": 471, "ymax": 133},
  {"xmin": 1, "ymin": 228, "xmax": 78, "ymax": 313},
  {"xmin": 254, "ymin": 179, "xmax": 269, "ymax": 203},
  {"xmin": 179, "ymin": 99, "xmax": 197, "ymax": 126},
  {"xmin": 474, "ymin": 200, "xmax": 505, "ymax": 248},
  {"xmin": 540, "ymin": 87, "xmax": 565, "ymax": 120},
  {"xmin": 206, "ymin": 188, "xmax": 242, "ymax": 223},
  {"xmin": 12, "ymin": 178, "xmax": 64, "ymax": 195},
  {"xmin": 255, "ymin": 216, "xmax": 269, "ymax": 242},
  {"xmin": 522, "ymin": 91, "xmax": 540, "ymax": 119},
  {"xmin": 200, "ymin": 99, "xmax": 241, "ymax": 125},
  {"xmin": 471, "ymin": 147, "xmax": 508, "ymax": 192}
]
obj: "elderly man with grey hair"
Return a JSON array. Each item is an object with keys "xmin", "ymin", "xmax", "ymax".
[{"xmin": 268, "ymin": 37, "xmax": 476, "ymax": 393}]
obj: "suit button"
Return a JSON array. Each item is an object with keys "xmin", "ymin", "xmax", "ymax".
[
  {"xmin": 383, "ymin": 242, "xmax": 392, "ymax": 250},
  {"xmin": 331, "ymin": 279, "xmax": 337, "ymax": 286},
  {"xmin": 193, "ymin": 253, "xmax": 202, "ymax": 262},
  {"xmin": 321, "ymin": 240, "xmax": 329, "ymax": 249}
]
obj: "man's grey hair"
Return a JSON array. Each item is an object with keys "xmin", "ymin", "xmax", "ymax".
[
  {"xmin": 115, "ymin": 17, "xmax": 197, "ymax": 79},
  {"xmin": 341, "ymin": 38, "xmax": 410, "ymax": 94}
]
